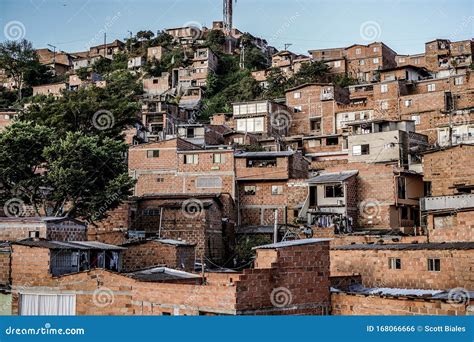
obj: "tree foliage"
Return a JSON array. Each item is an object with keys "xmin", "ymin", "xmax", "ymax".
[{"xmin": 0, "ymin": 122, "xmax": 135, "ymax": 222}]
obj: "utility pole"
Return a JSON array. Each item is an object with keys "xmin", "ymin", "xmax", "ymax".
[
  {"xmin": 47, "ymin": 44, "xmax": 57, "ymax": 76},
  {"xmin": 127, "ymin": 30, "xmax": 133, "ymax": 54},
  {"xmin": 284, "ymin": 43, "xmax": 292, "ymax": 51},
  {"xmin": 273, "ymin": 209, "xmax": 278, "ymax": 244}
]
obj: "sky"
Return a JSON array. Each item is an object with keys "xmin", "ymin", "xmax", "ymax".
[{"xmin": 1, "ymin": 0, "xmax": 473, "ymax": 55}]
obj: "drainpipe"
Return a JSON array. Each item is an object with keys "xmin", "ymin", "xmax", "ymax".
[{"xmin": 273, "ymin": 209, "xmax": 278, "ymax": 243}]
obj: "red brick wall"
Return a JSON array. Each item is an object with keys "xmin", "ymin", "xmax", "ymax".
[
  {"xmin": 122, "ymin": 240, "xmax": 195, "ymax": 272},
  {"xmin": 427, "ymin": 211, "xmax": 474, "ymax": 243},
  {"xmin": 423, "ymin": 145, "xmax": 474, "ymax": 196},
  {"xmin": 331, "ymin": 292, "xmax": 472, "ymax": 315},
  {"xmin": 0, "ymin": 247, "xmax": 11, "ymax": 286},
  {"xmin": 331, "ymin": 248, "xmax": 474, "ymax": 290}
]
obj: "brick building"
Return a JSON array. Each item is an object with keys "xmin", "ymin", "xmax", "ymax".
[
  {"xmin": 121, "ymin": 238, "xmax": 195, "ymax": 272},
  {"xmin": 421, "ymin": 144, "xmax": 474, "ymax": 242},
  {"xmin": 0, "ymin": 217, "xmax": 87, "ymax": 242},
  {"xmin": 10, "ymin": 238, "xmax": 331, "ymax": 316},
  {"xmin": 331, "ymin": 242, "xmax": 474, "ymax": 290}
]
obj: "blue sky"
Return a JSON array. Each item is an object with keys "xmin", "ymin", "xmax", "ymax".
[{"xmin": 1, "ymin": 0, "xmax": 473, "ymax": 55}]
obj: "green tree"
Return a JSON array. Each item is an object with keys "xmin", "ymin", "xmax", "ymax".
[
  {"xmin": 76, "ymin": 67, "xmax": 90, "ymax": 81},
  {"xmin": 151, "ymin": 32, "xmax": 174, "ymax": 47},
  {"xmin": 0, "ymin": 122, "xmax": 135, "ymax": 222},
  {"xmin": 136, "ymin": 30, "xmax": 155, "ymax": 41},
  {"xmin": 22, "ymin": 70, "xmax": 142, "ymax": 139},
  {"xmin": 291, "ymin": 60, "xmax": 330, "ymax": 86},
  {"xmin": 92, "ymin": 57, "xmax": 112, "ymax": 74},
  {"xmin": 0, "ymin": 39, "xmax": 53, "ymax": 100},
  {"xmin": 205, "ymin": 30, "xmax": 226, "ymax": 51},
  {"xmin": 264, "ymin": 67, "xmax": 288, "ymax": 99}
]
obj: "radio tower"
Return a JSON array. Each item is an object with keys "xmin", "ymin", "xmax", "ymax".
[{"xmin": 223, "ymin": 0, "xmax": 233, "ymax": 34}]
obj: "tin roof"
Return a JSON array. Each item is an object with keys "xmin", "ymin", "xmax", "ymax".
[
  {"xmin": 253, "ymin": 238, "xmax": 332, "ymax": 250},
  {"xmin": 307, "ymin": 170, "xmax": 359, "ymax": 184},
  {"xmin": 125, "ymin": 267, "xmax": 200, "ymax": 282},
  {"xmin": 14, "ymin": 239, "xmax": 124, "ymax": 250},
  {"xmin": 333, "ymin": 242, "xmax": 474, "ymax": 251}
]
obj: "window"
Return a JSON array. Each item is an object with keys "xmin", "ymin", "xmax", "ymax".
[
  {"xmin": 293, "ymin": 92, "xmax": 301, "ymax": 99},
  {"xmin": 404, "ymin": 99, "xmax": 412, "ymax": 107},
  {"xmin": 213, "ymin": 153, "xmax": 225, "ymax": 164},
  {"xmin": 153, "ymin": 79, "xmax": 158, "ymax": 84},
  {"xmin": 427, "ymin": 83, "xmax": 436, "ymax": 92},
  {"xmin": 334, "ymin": 60, "xmax": 341, "ymax": 67},
  {"xmin": 231, "ymin": 137, "xmax": 244, "ymax": 146},
  {"xmin": 388, "ymin": 258, "xmax": 401, "ymax": 270},
  {"xmin": 156, "ymin": 177, "xmax": 164, "ymax": 183},
  {"xmin": 359, "ymin": 59, "xmax": 365, "ymax": 66},
  {"xmin": 147, "ymin": 150, "xmax": 160, "ymax": 158},
  {"xmin": 196, "ymin": 176, "xmax": 222, "ymax": 189},
  {"xmin": 236, "ymin": 117, "xmax": 264, "ymax": 133},
  {"xmin": 454, "ymin": 77, "xmax": 464, "ymax": 85},
  {"xmin": 355, "ymin": 48, "xmax": 361, "ymax": 55},
  {"xmin": 246, "ymin": 158, "xmax": 277, "ymax": 168},
  {"xmin": 29, "ymin": 231, "xmax": 40, "ymax": 238},
  {"xmin": 294, "ymin": 105, "xmax": 302, "ymax": 112},
  {"xmin": 397, "ymin": 177, "xmax": 407, "ymax": 199},
  {"xmin": 380, "ymin": 84, "xmax": 388, "ymax": 93},
  {"xmin": 427, "ymin": 258, "xmax": 441, "ymax": 272},
  {"xmin": 324, "ymin": 184, "xmax": 344, "ymax": 198},
  {"xmin": 398, "ymin": 57, "xmax": 406, "ymax": 63},
  {"xmin": 186, "ymin": 128, "xmax": 195, "ymax": 138},
  {"xmin": 381, "ymin": 101, "xmax": 389, "ymax": 110},
  {"xmin": 310, "ymin": 118, "xmax": 321, "ymax": 131},
  {"xmin": 271, "ymin": 185, "xmax": 284, "ymax": 195},
  {"xmin": 326, "ymin": 137, "xmax": 339, "ymax": 146},
  {"xmin": 352, "ymin": 144, "xmax": 370, "ymax": 156},
  {"xmin": 411, "ymin": 115, "xmax": 421, "ymax": 125},
  {"xmin": 373, "ymin": 58, "xmax": 379, "ymax": 64},
  {"xmin": 20, "ymin": 294, "xmax": 76, "ymax": 316},
  {"xmin": 373, "ymin": 47, "xmax": 379, "ymax": 52},
  {"xmin": 184, "ymin": 154, "xmax": 198, "ymax": 164},
  {"xmin": 244, "ymin": 186, "xmax": 256, "ymax": 195}
]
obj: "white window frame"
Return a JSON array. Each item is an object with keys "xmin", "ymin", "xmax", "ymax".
[
  {"xmin": 380, "ymin": 84, "xmax": 388, "ymax": 93},
  {"xmin": 373, "ymin": 57, "xmax": 379, "ymax": 64},
  {"xmin": 427, "ymin": 83, "xmax": 436, "ymax": 92}
]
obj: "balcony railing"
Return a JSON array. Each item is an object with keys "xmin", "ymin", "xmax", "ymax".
[{"xmin": 421, "ymin": 193, "xmax": 474, "ymax": 211}]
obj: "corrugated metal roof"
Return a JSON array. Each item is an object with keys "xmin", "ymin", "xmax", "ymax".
[
  {"xmin": 14, "ymin": 239, "xmax": 124, "ymax": 250},
  {"xmin": 125, "ymin": 267, "xmax": 200, "ymax": 282},
  {"xmin": 253, "ymin": 238, "xmax": 332, "ymax": 250},
  {"xmin": 333, "ymin": 242, "xmax": 474, "ymax": 251},
  {"xmin": 307, "ymin": 170, "xmax": 359, "ymax": 184}
]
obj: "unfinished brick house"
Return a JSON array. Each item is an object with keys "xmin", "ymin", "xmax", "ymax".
[
  {"xmin": 232, "ymin": 100, "xmax": 292, "ymax": 138},
  {"xmin": 235, "ymin": 151, "xmax": 309, "ymax": 229},
  {"xmin": 421, "ymin": 144, "xmax": 474, "ymax": 242},
  {"xmin": 10, "ymin": 238, "xmax": 331, "ymax": 316},
  {"xmin": 331, "ymin": 242, "xmax": 474, "ymax": 290},
  {"xmin": 129, "ymin": 194, "xmax": 230, "ymax": 264},
  {"xmin": 121, "ymin": 238, "xmax": 195, "ymax": 272},
  {"xmin": 425, "ymin": 39, "xmax": 473, "ymax": 77},
  {"xmin": 176, "ymin": 123, "xmax": 228, "ymax": 146},
  {"xmin": 0, "ymin": 217, "xmax": 87, "ymax": 242},
  {"xmin": 32, "ymin": 82, "xmax": 67, "ymax": 97},
  {"xmin": 345, "ymin": 42, "xmax": 397, "ymax": 83}
]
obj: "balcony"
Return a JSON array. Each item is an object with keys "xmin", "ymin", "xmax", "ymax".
[{"xmin": 421, "ymin": 194, "xmax": 474, "ymax": 211}]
